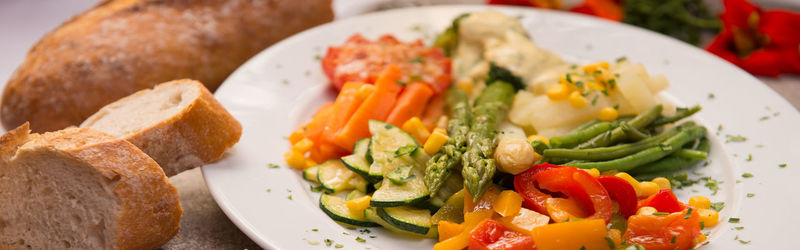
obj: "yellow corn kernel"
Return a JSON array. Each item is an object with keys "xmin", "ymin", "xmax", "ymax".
[
  {"xmin": 637, "ymin": 206, "xmax": 657, "ymax": 216},
  {"xmin": 651, "ymin": 177, "xmax": 671, "ymax": 190},
  {"xmin": 424, "ymin": 128, "xmax": 450, "ymax": 155},
  {"xmin": 456, "ymin": 78, "xmax": 473, "ymax": 96},
  {"xmin": 402, "ymin": 117, "xmax": 431, "ymax": 144},
  {"xmin": 284, "ymin": 150, "xmax": 307, "ymax": 170},
  {"xmin": 607, "ymin": 229, "xmax": 623, "ymax": 247},
  {"xmin": 558, "ymin": 75, "xmax": 570, "ymax": 85},
  {"xmin": 587, "ymin": 81, "xmax": 605, "ymax": 90},
  {"xmin": 527, "ymin": 135, "xmax": 549, "ymax": 144},
  {"xmin": 568, "ymin": 91, "xmax": 587, "ymax": 108},
  {"xmin": 598, "ymin": 107, "xmax": 619, "ymax": 122},
  {"xmin": 582, "ymin": 61, "xmax": 610, "ymax": 74},
  {"xmin": 356, "ymin": 84, "xmax": 376, "ymax": 99},
  {"xmin": 305, "ymin": 159, "xmax": 318, "ymax": 168},
  {"xmin": 638, "ymin": 181, "xmax": 659, "ymax": 198},
  {"xmin": 288, "ymin": 131, "xmax": 305, "ymax": 145},
  {"xmin": 615, "ymin": 172, "xmax": 641, "ymax": 197},
  {"xmin": 697, "ymin": 208, "xmax": 719, "ymax": 227},
  {"xmin": 591, "ymin": 68, "xmax": 615, "ymax": 84},
  {"xmin": 547, "ymin": 84, "xmax": 571, "ymax": 101},
  {"xmin": 583, "ymin": 168, "xmax": 600, "ymax": 178},
  {"xmin": 689, "ymin": 196, "xmax": 711, "ymax": 209},
  {"xmin": 293, "ymin": 138, "xmax": 314, "ymax": 153},
  {"xmin": 346, "ymin": 195, "xmax": 372, "ymax": 216}
]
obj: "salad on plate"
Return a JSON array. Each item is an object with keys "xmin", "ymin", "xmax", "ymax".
[{"xmin": 283, "ymin": 10, "xmax": 719, "ymax": 250}]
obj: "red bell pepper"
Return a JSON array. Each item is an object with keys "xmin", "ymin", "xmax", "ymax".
[
  {"xmin": 469, "ymin": 218, "xmax": 536, "ymax": 250},
  {"xmin": 513, "ymin": 163, "xmax": 563, "ymax": 215},
  {"xmin": 624, "ymin": 208, "xmax": 702, "ymax": 250},
  {"xmin": 596, "ymin": 175, "xmax": 638, "ymax": 218},
  {"xmin": 514, "ymin": 164, "xmax": 613, "ymax": 223},
  {"xmin": 706, "ymin": 0, "xmax": 800, "ymax": 76},
  {"xmin": 639, "ymin": 189, "xmax": 686, "ymax": 213}
]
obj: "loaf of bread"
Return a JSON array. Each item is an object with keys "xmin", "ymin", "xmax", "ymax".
[
  {"xmin": 81, "ymin": 79, "xmax": 241, "ymax": 176},
  {"xmin": 2, "ymin": 0, "xmax": 333, "ymax": 132},
  {"xmin": 0, "ymin": 123, "xmax": 182, "ymax": 249}
]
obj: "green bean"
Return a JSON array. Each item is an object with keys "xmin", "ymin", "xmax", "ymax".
[
  {"xmin": 531, "ymin": 140, "xmax": 550, "ymax": 155},
  {"xmin": 627, "ymin": 138, "xmax": 710, "ymax": 175},
  {"xmin": 632, "ymin": 171, "xmax": 689, "ymax": 182},
  {"xmin": 650, "ymin": 105, "xmax": 701, "ymax": 127},
  {"xmin": 620, "ymin": 122, "xmax": 650, "ymax": 141},
  {"xmin": 673, "ymin": 149, "xmax": 708, "ymax": 159},
  {"xmin": 549, "ymin": 122, "xmax": 617, "ymax": 148},
  {"xmin": 577, "ymin": 104, "xmax": 663, "ymax": 149},
  {"xmin": 542, "ymin": 123, "xmax": 691, "ymax": 161},
  {"xmin": 574, "ymin": 119, "xmax": 601, "ymax": 131},
  {"xmin": 567, "ymin": 125, "xmax": 706, "ymax": 171}
]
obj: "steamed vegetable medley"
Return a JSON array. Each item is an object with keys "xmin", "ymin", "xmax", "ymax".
[{"xmin": 285, "ymin": 10, "xmax": 719, "ymax": 250}]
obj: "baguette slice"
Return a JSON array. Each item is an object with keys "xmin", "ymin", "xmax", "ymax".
[
  {"xmin": 0, "ymin": 123, "xmax": 182, "ymax": 249},
  {"xmin": 80, "ymin": 79, "xmax": 242, "ymax": 176}
]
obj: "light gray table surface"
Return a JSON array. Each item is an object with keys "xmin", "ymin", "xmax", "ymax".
[{"xmin": 0, "ymin": 1, "xmax": 798, "ymax": 250}]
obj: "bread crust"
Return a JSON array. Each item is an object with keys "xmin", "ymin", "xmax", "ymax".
[
  {"xmin": 0, "ymin": 124, "xmax": 182, "ymax": 249},
  {"xmin": 2, "ymin": 0, "xmax": 333, "ymax": 132},
  {"xmin": 107, "ymin": 79, "xmax": 242, "ymax": 176}
]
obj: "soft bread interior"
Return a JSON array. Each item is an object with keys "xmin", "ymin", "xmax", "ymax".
[
  {"xmin": 0, "ymin": 128, "xmax": 119, "ymax": 249},
  {"xmin": 81, "ymin": 81, "xmax": 200, "ymax": 137}
]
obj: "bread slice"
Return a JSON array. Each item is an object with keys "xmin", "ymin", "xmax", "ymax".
[
  {"xmin": 0, "ymin": 123, "xmax": 182, "ymax": 249},
  {"xmin": 80, "ymin": 79, "xmax": 242, "ymax": 176}
]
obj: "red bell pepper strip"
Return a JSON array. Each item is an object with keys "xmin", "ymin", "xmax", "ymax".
[
  {"xmin": 596, "ymin": 175, "xmax": 638, "ymax": 218},
  {"xmin": 534, "ymin": 167, "xmax": 613, "ymax": 223},
  {"xmin": 468, "ymin": 218, "xmax": 536, "ymax": 250},
  {"xmin": 513, "ymin": 163, "xmax": 563, "ymax": 215},
  {"xmin": 639, "ymin": 189, "xmax": 686, "ymax": 213},
  {"xmin": 624, "ymin": 208, "xmax": 701, "ymax": 250}
]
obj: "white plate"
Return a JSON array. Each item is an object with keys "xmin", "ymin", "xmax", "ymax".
[{"xmin": 202, "ymin": 5, "xmax": 800, "ymax": 250}]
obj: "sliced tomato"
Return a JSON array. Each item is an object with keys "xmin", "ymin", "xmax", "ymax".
[
  {"xmin": 513, "ymin": 163, "xmax": 563, "ymax": 214},
  {"xmin": 624, "ymin": 208, "xmax": 701, "ymax": 250},
  {"xmin": 596, "ymin": 175, "xmax": 638, "ymax": 217},
  {"xmin": 320, "ymin": 34, "xmax": 451, "ymax": 93},
  {"xmin": 639, "ymin": 189, "xmax": 686, "ymax": 213},
  {"xmin": 468, "ymin": 218, "xmax": 536, "ymax": 250}
]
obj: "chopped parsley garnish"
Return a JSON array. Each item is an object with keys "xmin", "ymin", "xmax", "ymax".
[
  {"xmin": 310, "ymin": 185, "xmax": 324, "ymax": 193},
  {"xmin": 266, "ymin": 189, "xmax": 271, "ymax": 192},
  {"xmin": 268, "ymin": 163, "xmax": 280, "ymax": 169},
  {"xmin": 684, "ymin": 208, "xmax": 693, "ymax": 219},
  {"xmin": 734, "ymin": 226, "xmax": 744, "ymax": 230},
  {"xmin": 282, "ymin": 79, "xmax": 289, "ymax": 85},
  {"xmin": 408, "ymin": 57, "xmax": 425, "ymax": 63},
  {"xmin": 580, "ymin": 246, "xmax": 587, "ymax": 250},
  {"xmin": 314, "ymin": 55, "xmax": 321, "ymax": 61},
  {"xmin": 700, "ymin": 221, "xmax": 705, "ymax": 229},
  {"xmin": 287, "ymin": 195, "xmax": 293, "ymax": 200},
  {"xmin": 575, "ymin": 81, "xmax": 585, "ymax": 88},
  {"xmin": 356, "ymin": 237, "xmax": 366, "ymax": 243},
  {"xmin": 395, "ymin": 80, "xmax": 407, "ymax": 87},
  {"xmin": 324, "ymin": 239, "xmax": 333, "ymax": 247},
  {"xmin": 605, "ymin": 237, "xmax": 616, "ymax": 249},
  {"xmin": 760, "ymin": 116, "xmax": 770, "ymax": 121},
  {"xmin": 335, "ymin": 243, "xmax": 344, "ymax": 248},
  {"xmin": 613, "ymin": 104, "xmax": 620, "ymax": 110},
  {"xmin": 591, "ymin": 95, "xmax": 599, "ymax": 106},
  {"xmin": 742, "ymin": 173, "xmax": 754, "ymax": 178},
  {"xmin": 369, "ymin": 235, "xmax": 376, "ymax": 238},
  {"xmin": 710, "ymin": 202, "xmax": 725, "ymax": 212},
  {"xmin": 616, "ymin": 56, "xmax": 628, "ymax": 63},
  {"xmin": 394, "ymin": 145, "xmax": 418, "ymax": 157},
  {"xmin": 708, "ymin": 93, "xmax": 715, "ymax": 99},
  {"xmin": 653, "ymin": 212, "xmax": 669, "ymax": 215},
  {"xmin": 725, "ymin": 134, "xmax": 748, "ymax": 143},
  {"xmin": 566, "ymin": 74, "xmax": 573, "ymax": 83},
  {"xmin": 745, "ymin": 154, "xmax": 752, "ymax": 161},
  {"xmin": 312, "ymin": 229, "xmax": 319, "ymax": 232},
  {"xmin": 779, "ymin": 163, "xmax": 787, "ymax": 168},
  {"xmin": 746, "ymin": 193, "xmax": 755, "ymax": 198},
  {"xmin": 671, "ymin": 235, "xmax": 677, "ymax": 244},
  {"xmin": 729, "ymin": 217, "xmax": 740, "ymax": 223},
  {"xmin": 409, "ymin": 74, "xmax": 422, "ymax": 81}
]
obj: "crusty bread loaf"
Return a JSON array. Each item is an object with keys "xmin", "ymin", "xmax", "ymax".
[
  {"xmin": 81, "ymin": 79, "xmax": 241, "ymax": 176},
  {"xmin": 0, "ymin": 123, "xmax": 182, "ymax": 249},
  {"xmin": 2, "ymin": 0, "xmax": 333, "ymax": 133}
]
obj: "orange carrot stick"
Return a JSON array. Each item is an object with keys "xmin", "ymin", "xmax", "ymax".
[
  {"xmin": 421, "ymin": 93, "xmax": 445, "ymax": 130},
  {"xmin": 302, "ymin": 102, "xmax": 335, "ymax": 143},
  {"xmin": 321, "ymin": 82, "xmax": 367, "ymax": 144},
  {"xmin": 385, "ymin": 83, "xmax": 434, "ymax": 126},
  {"xmin": 333, "ymin": 65, "xmax": 404, "ymax": 150}
]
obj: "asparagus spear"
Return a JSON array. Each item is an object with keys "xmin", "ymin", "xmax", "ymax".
[
  {"xmin": 462, "ymin": 81, "xmax": 515, "ymax": 201},
  {"xmin": 424, "ymin": 88, "xmax": 472, "ymax": 195}
]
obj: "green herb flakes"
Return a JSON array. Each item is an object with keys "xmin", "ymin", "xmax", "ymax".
[
  {"xmin": 745, "ymin": 154, "xmax": 752, "ymax": 161},
  {"xmin": 605, "ymin": 237, "xmax": 616, "ymax": 249},
  {"xmin": 742, "ymin": 173, "xmax": 754, "ymax": 178},
  {"xmin": 395, "ymin": 80, "xmax": 407, "ymax": 87},
  {"xmin": 725, "ymin": 134, "xmax": 748, "ymax": 143},
  {"xmin": 710, "ymin": 202, "xmax": 725, "ymax": 212},
  {"xmin": 653, "ymin": 212, "xmax": 669, "ymax": 215},
  {"xmin": 684, "ymin": 208, "xmax": 693, "ymax": 219},
  {"xmin": 746, "ymin": 193, "xmax": 755, "ymax": 198},
  {"xmin": 779, "ymin": 163, "xmax": 787, "ymax": 168},
  {"xmin": 700, "ymin": 221, "xmax": 705, "ymax": 229},
  {"xmin": 760, "ymin": 116, "xmax": 770, "ymax": 121},
  {"xmin": 303, "ymin": 238, "xmax": 320, "ymax": 245},
  {"xmin": 335, "ymin": 244, "xmax": 344, "ymax": 248},
  {"xmin": 734, "ymin": 226, "xmax": 744, "ymax": 230},
  {"xmin": 356, "ymin": 237, "xmax": 366, "ymax": 243},
  {"xmin": 312, "ymin": 229, "xmax": 319, "ymax": 232},
  {"xmin": 671, "ymin": 235, "xmax": 677, "ymax": 244},
  {"xmin": 729, "ymin": 217, "xmax": 740, "ymax": 223},
  {"xmin": 268, "ymin": 163, "xmax": 280, "ymax": 169},
  {"xmin": 324, "ymin": 239, "xmax": 333, "ymax": 247},
  {"xmin": 408, "ymin": 57, "xmax": 424, "ymax": 63},
  {"xmin": 708, "ymin": 93, "xmax": 715, "ymax": 99}
]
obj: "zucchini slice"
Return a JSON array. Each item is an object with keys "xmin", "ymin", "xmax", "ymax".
[
  {"xmin": 364, "ymin": 208, "xmax": 436, "ymax": 238},
  {"xmin": 341, "ymin": 138, "xmax": 381, "ymax": 183},
  {"xmin": 346, "ymin": 190, "xmax": 366, "ymax": 201},
  {"xmin": 368, "ymin": 120, "xmax": 419, "ymax": 175},
  {"xmin": 302, "ymin": 165, "xmax": 320, "ymax": 184},
  {"xmin": 319, "ymin": 194, "xmax": 379, "ymax": 227},
  {"xmin": 317, "ymin": 160, "xmax": 368, "ymax": 193},
  {"xmin": 377, "ymin": 207, "xmax": 433, "ymax": 235},
  {"xmin": 431, "ymin": 189, "xmax": 466, "ymax": 225},
  {"xmin": 370, "ymin": 166, "xmax": 429, "ymax": 207}
]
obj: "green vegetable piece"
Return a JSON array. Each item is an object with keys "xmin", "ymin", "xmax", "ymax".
[
  {"xmin": 425, "ymin": 87, "xmax": 472, "ymax": 195},
  {"xmin": 387, "ymin": 165, "xmax": 416, "ymax": 185},
  {"xmin": 578, "ymin": 104, "xmax": 663, "ymax": 149}
]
